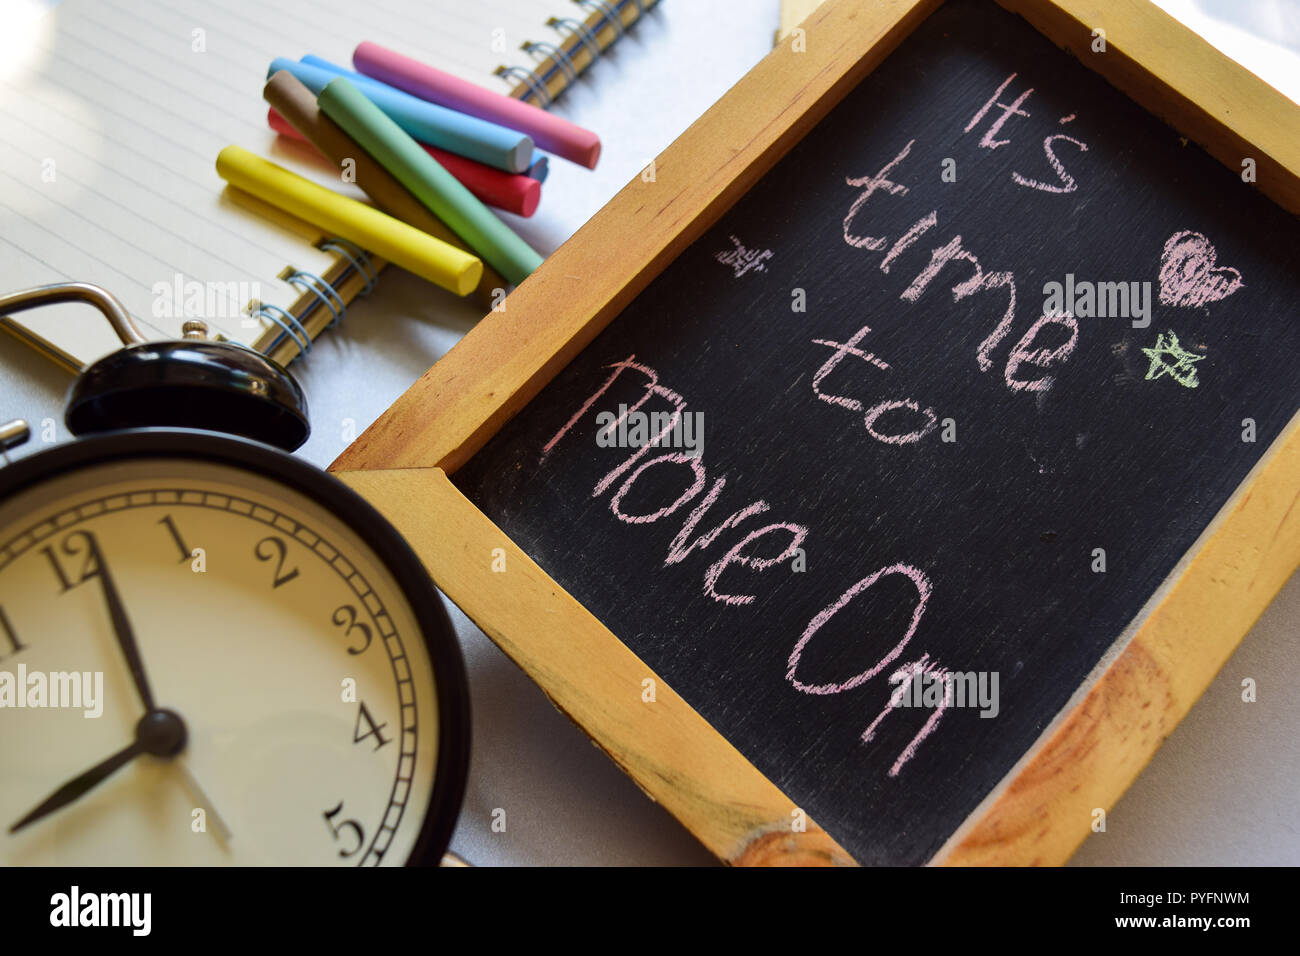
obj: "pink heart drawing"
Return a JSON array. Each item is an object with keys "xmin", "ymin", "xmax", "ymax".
[{"xmin": 1158, "ymin": 230, "xmax": 1244, "ymax": 308}]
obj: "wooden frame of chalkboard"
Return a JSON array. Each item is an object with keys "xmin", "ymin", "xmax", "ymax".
[{"xmin": 332, "ymin": 0, "xmax": 1300, "ymax": 865}]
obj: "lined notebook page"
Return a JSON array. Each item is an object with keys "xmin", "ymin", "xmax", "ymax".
[{"xmin": 0, "ymin": 0, "xmax": 579, "ymax": 368}]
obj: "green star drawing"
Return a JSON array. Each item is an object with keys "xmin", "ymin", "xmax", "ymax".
[{"xmin": 1141, "ymin": 330, "xmax": 1204, "ymax": 388}]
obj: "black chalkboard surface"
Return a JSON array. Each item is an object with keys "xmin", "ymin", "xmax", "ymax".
[{"xmin": 453, "ymin": 0, "xmax": 1300, "ymax": 865}]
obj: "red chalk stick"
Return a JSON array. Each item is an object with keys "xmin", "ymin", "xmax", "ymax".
[{"xmin": 269, "ymin": 107, "xmax": 541, "ymax": 217}]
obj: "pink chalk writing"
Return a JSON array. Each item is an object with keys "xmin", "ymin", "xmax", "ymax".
[
  {"xmin": 666, "ymin": 477, "xmax": 770, "ymax": 565},
  {"xmin": 863, "ymin": 399, "xmax": 938, "ymax": 444},
  {"xmin": 1011, "ymin": 134, "xmax": 1088, "ymax": 194},
  {"xmin": 703, "ymin": 522, "xmax": 808, "ymax": 606},
  {"xmin": 786, "ymin": 562, "xmax": 933, "ymax": 695},
  {"xmin": 534, "ymin": 66, "xmax": 1124, "ymax": 778},
  {"xmin": 862, "ymin": 655, "xmax": 953, "ymax": 777},
  {"xmin": 838, "ymin": 154, "xmax": 1029, "ymax": 381},
  {"xmin": 881, "ymin": 211, "xmax": 937, "ymax": 273},
  {"xmin": 812, "ymin": 324, "xmax": 891, "ymax": 413},
  {"xmin": 965, "ymin": 74, "xmax": 1088, "ymax": 192},
  {"xmin": 972, "ymin": 272, "xmax": 1020, "ymax": 372},
  {"xmin": 901, "ymin": 235, "xmax": 983, "ymax": 302},
  {"xmin": 1158, "ymin": 230, "xmax": 1244, "ymax": 308},
  {"xmin": 544, "ymin": 355, "xmax": 660, "ymax": 458},
  {"xmin": 965, "ymin": 73, "xmax": 1033, "ymax": 150},
  {"xmin": 551, "ymin": 356, "xmax": 795, "ymax": 606},
  {"xmin": 609, "ymin": 452, "xmax": 707, "ymax": 524},
  {"xmin": 541, "ymin": 358, "xmax": 690, "ymax": 498},
  {"xmin": 1004, "ymin": 312, "xmax": 1080, "ymax": 393},
  {"xmin": 544, "ymin": 354, "xmax": 950, "ymax": 775},
  {"xmin": 837, "ymin": 124, "xmax": 1099, "ymax": 393},
  {"xmin": 843, "ymin": 139, "xmax": 914, "ymax": 250},
  {"xmin": 811, "ymin": 325, "xmax": 938, "ymax": 443}
]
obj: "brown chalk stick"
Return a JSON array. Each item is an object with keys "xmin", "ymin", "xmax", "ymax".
[{"xmin": 264, "ymin": 69, "xmax": 507, "ymax": 308}]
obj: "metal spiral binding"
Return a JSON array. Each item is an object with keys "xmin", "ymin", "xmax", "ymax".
[
  {"xmin": 522, "ymin": 40, "xmax": 578, "ymax": 86},
  {"xmin": 548, "ymin": 16, "xmax": 602, "ymax": 62},
  {"xmin": 251, "ymin": 239, "xmax": 379, "ymax": 359},
  {"xmin": 496, "ymin": 64, "xmax": 552, "ymax": 107},
  {"xmin": 503, "ymin": 0, "xmax": 661, "ymax": 106},
  {"xmin": 285, "ymin": 268, "xmax": 346, "ymax": 329},
  {"xmin": 577, "ymin": 0, "xmax": 626, "ymax": 38},
  {"xmin": 250, "ymin": 301, "xmax": 312, "ymax": 356},
  {"xmin": 318, "ymin": 238, "xmax": 378, "ymax": 295}
]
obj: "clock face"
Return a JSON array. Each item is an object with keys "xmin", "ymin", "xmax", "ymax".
[{"xmin": 0, "ymin": 437, "xmax": 464, "ymax": 865}]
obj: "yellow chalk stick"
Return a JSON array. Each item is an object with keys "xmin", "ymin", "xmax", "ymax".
[{"xmin": 215, "ymin": 144, "xmax": 481, "ymax": 296}]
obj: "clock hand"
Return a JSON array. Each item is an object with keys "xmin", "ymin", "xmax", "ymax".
[
  {"xmin": 8, "ymin": 739, "xmax": 144, "ymax": 834},
  {"xmin": 175, "ymin": 760, "xmax": 233, "ymax": 843},
  {"xmin": 7, "ymin": 709, "xmax": 187, "ymax": 835},
  {"xmin": 87, "ymin": 533, "xmax": 156, "ymax": 713}
]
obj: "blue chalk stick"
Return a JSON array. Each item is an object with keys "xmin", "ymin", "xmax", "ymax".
[{"xmin": 267, "ymin": 57, "xmax": 533, "ymax": 173}]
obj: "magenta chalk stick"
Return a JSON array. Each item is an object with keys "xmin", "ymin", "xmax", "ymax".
[{"xmin": 353, "ymin": 40, "xmax": 601, "ymax": 170}]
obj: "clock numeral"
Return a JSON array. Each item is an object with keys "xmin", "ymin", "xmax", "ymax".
[
  {"xmin": 353, "ymin": 701, "xmax": 392, "ymax": 751},
  {"xmin": 158, "ymin": 514, "xmax": 193, "ymax": 564},
  {"xmin": 253, "ymin": 536, "xmax": 300, "ymax": 588},
  {"xmin": 0, "ymin": 605, "xmax": 26, "ymax": 660},
  {"xmin": 322, "ymin": 801, "xmax": 366, "ymax": 859},
  {"xmin": 39, "ymin": 530, "xmax": 101, "ymax": 593},
  {"xmin": 331, "ymin": 604, "xmax": 373, "ymax": 656}
]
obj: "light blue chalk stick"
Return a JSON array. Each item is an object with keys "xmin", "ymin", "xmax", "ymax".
[
  {"xmin": 267, "ymin": 57, "xmax": 533, "ymax": 173},
  {"xmin": 300, "ymin": 55, "xmax": 393, "ymax": 95},
  {"xmin": 527, "ymin": 155, "xmax": 549, "ymax": 184},
  {"xmin": 299, "ymin": 55, "xmax": 539, "ymax": 177}
]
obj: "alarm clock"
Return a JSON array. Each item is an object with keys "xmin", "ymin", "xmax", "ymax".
[{"xmin": 0, "ymin": 283, "xmax": 469, "ymax": 866}]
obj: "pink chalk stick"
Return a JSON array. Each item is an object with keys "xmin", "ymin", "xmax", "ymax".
[{"xmin": 353, "ymin": 41, "xmax": 601, "ymax": 170}]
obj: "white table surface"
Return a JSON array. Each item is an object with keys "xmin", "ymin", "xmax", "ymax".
[{"xmin": 1, "ymin": 0, "xmax": 1296, "ymax": 866}]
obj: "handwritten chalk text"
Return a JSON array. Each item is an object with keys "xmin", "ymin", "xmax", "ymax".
[{"xmin": 544, "ymin": 357, "xmax": 959, "ymax": 773}]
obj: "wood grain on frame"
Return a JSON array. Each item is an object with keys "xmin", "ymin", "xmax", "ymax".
[
  {"xmin": 1006, "ymin": 0, "xmax": 1300, "ymax": 216},
  {"xmin": 941, "ymin": 416, "xmax": 1300, "ymax": 864},
  {"xmin": 332, "ymin": 0, "xmax": 1300, "ymax": 864},
  {"xmin": 776, "ymin": 0, "xmax": 830, "ymax": 42},
  {"xmin": 336, "ymin": 466, "xmax": 857, "ymax": 867}
]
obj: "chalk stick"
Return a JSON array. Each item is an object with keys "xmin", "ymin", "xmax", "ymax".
[
  {"xmin": 267, "ymin": 57, "xmax": 533, "ymax": 173},
  {"xmin": 528, "ymin": 155, "xmax": 549, "ymax": 183},
  {"xmin": 271, "ymin": 106, "xmax": 540, "ymax": 218},
  {"xmin": 318, "ymin": 77, "xmax": 544, "ymax": 286},
  {"xmin": 215, "ymin": 144, "xmax": 482, "ymax": 295},
  {"xmin": 429, "ymin": 143, "xmax": 540, "ymax": 217},
  {"xmin": 263, "ymin": 71, "xmax": 507, "ymax": 303},
  {"xmin": 297, "ymin": 54, "xmax": 543, "ymax": 193},
  {"xmin": 273, "ymin": 72, "xmax": 543, "ymax": 220},
  {"xmin": 353, "ymin": 41, "xmax": 601, "ymax": 169}
]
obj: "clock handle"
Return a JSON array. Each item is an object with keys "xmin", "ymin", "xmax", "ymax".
[
  {"xmin": 0, "ymin": 282, "xmax": 148, "ymax": 351},
  {"xmin": 440, "ymin": 851, "xmax": 472, "ymax": 867},
  {"xmin": 0, "ymin": 420, "xmax": 30, "ymax": 465}
]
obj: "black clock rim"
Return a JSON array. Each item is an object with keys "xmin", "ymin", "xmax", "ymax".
[{"xmin": 0, "ymin": 428, "xmax": 471, "ymax": 867}]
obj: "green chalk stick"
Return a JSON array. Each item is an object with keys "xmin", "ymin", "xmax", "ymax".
[{"xmin": 318, "ymin": 77, "xmax": 543, "ymax": 286}]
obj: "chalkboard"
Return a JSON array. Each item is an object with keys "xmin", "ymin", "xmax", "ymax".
[{"xmin": 448, "ymin": 0, "xmax": 1300, "ymax": 865}]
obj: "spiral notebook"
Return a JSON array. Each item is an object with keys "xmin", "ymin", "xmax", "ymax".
[{"xmin": 0, "ymin": 0, "xmax": 660, "ymax": 372}]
